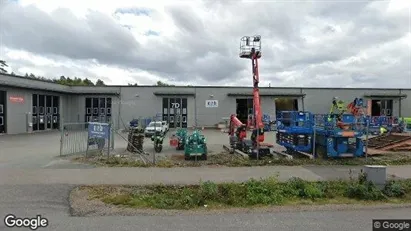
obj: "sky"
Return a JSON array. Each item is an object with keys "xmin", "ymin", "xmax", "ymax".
[{"xmin": 0, "ymin": 0, "xmax": 410, "ymax": 87}]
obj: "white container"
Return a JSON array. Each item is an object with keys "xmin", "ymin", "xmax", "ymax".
[{"xmin": 363, "ymin": 165, "xmax": 387, "ymax": 189}]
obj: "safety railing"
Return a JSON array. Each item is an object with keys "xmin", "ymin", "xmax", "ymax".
[{"xmin": 276, "ymin": 111, "xmax": 314, "ymax": 129}]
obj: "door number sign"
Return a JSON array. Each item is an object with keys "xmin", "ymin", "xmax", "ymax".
[{"xmin": 171, "ymin": 103, "xmax": 180, "ymax": 108}]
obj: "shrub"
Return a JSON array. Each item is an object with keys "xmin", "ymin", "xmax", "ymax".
[
  {"xmin": 384, "ymin": 181, "xmax": 406, "ymax": 197},
  {"xmin": 281, "ymin": 177, "xmax": 325, "ymax": 200}
]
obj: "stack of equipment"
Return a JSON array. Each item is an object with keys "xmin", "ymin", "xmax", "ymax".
[
  {"xmin": 127, "ymin": 127, "xmax": 145, "ymax": 153},
  {"xmin": 276, "ymin": 111, "xmax": 314, "ymax": 155}
]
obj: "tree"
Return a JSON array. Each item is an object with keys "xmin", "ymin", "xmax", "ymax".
[
  {"xmin": 83, "ymin": 78, "xmax": 94, "ymax": 86},
  {"xmin": 0, "ymin": 60, "xmax": 8, "ymax": 74},
  {"xmin": 95, "ymin": 79, "xmax": 105, "ymax": 86},
  {"xmin": 4, "ymin": 65, "xmax": 104, "ymax": 86},
  {"xmin": 128, "ymin": 83, "xmax": 138, "ymax": 86},
  {"xmin": 156, "ymin": 80, "xmax": 174, "ymax": 86}
]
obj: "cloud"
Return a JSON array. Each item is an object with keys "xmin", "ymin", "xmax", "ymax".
[
  {"xmin": 0, "ymin": 0, "xmax": 410, "ymax": 87},
  {"xmin": 114, "ymin": 7, "xmax": 152, "ymax": 16}
]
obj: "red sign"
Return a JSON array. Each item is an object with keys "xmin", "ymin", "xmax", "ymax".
[{"xmin": 9, "ymin": 96, "xmax": 24, "ymax": 103}]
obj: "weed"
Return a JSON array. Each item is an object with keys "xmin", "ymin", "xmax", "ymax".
[
  {"xmin": 384, "ymin": 181, "xmax": 406, "ymax": 197},
  {"xmin": 74, "ymin": 152, "xmax": 411, "ymax": 168},
  {"xmin": 86, "ymin": 173, "xmax": 411, "ymax": 210}
]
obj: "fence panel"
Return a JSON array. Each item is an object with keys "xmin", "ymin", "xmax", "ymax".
[{"xmin": 60, "ymin": 122, "xmax": 114, "ymax": 156}]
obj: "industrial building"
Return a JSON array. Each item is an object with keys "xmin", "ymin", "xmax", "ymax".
[{"xmin": 0, "ymin": 73, "xmax": 410, "ymax": 135}]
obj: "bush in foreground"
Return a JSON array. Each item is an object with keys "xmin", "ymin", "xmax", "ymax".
[
  {"xmin": 76, "ymin": 153, "xmax": 411, "ymax": 168},
  {"xmin": 86, "ymin": 173, "xmax": 411, "ymax": 210}
]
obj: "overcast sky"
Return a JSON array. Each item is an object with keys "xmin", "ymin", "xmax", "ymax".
[{"xmin": 0, "ymin": 0, "xmax": 410, "ymax": 87}]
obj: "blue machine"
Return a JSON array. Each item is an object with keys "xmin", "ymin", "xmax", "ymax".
[
  {"xmin": 276, "ymin": 111, "xmax": 314, "ymax": 154},
  {"xmin": 366, "ymin": 116, "xmax": 404, "ymax": 134},
  {"xmin": 129, "ymin": 118, "xmax": 153, "ymax": 129},
  {"xmin": 314, "ymin": 114, "xmax": 365, "ymax": 158},
  {"xmin": 275, "ymin": 111, "xmax": 367, "ymax": 158},
  {"xmin": 262, "ymin": 114, "xmax": 271, "ymax": 132}
]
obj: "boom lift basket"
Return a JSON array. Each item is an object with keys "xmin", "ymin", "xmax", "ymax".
[{"xmin": 239, "ymin": 35, "xmax": 262, "ymax": 59}]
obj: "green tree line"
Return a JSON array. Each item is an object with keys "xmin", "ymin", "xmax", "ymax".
[{"xmin": 1, "ymin": 59, "xmax": 179, "ymax": 86}]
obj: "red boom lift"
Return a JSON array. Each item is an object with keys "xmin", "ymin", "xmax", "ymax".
[{"xmin": 228, "ymin": 35, "xmax": 271, "ymax": 158}]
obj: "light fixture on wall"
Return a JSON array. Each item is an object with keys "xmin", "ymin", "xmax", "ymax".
[
  {"xmin": 209, "ymin": 94, "xmax": 214, "ymax": 98},
  {"xmin": 135, "ymin": 94, "xmax": 139, "ymax": 97}
]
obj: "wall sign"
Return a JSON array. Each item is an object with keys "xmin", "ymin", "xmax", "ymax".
[
  {"xmin": 88, "ymin": 122, "xmax": 110, "ymax": 139},
  {"xmin": 205, "ymin": 100, "xmax": 218, "ymax": 108},
  {"xmin": 9, "ymin": 96, "xmax": 24, "ymax": 104}
]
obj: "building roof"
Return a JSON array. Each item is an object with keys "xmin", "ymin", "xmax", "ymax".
[{"xmin": 1, "ymin": 73, "xmax": 410, "ymax": 93}]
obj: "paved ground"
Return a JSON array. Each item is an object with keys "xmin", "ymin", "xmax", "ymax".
[{"xmin": 1, "ymin": 131, "xmax": 411, "ymax": 231}]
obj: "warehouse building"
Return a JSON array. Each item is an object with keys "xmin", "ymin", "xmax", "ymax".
[{"xmin": 0, "ymin": 73, "xmax": 410, "ymax": 135}]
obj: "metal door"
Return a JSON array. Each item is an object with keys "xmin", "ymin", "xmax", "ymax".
[
  {"xmin": 99, "ymin": 97, "xmax": 106, "ymax": 123},
  {"xmin": 169, "ymin": 98, "xmax": 175, "ymax": 128},
  {"xmin": 92, "ymin": 98, "xmax": 99, "ymax": 122},
  {"xmin": 162, "ymin": 98, "xmax": 169, "ymax": 126},
  {"xmin": 52, "ymin": 96, "xmax": 59, "ymax": 129},
  {"xmin": 162, "ymin": 97, "xmax": 187, "ymax": 128},
  {"xmin": 32, "ymin": 94, "xmax": 38, "ymax": 131},
  {"xmin": 106, "ymin": 97, "xmax": 112, "ymax": 123},
  {"xmin": 380, "ymin": 100, "xmax": 393, "ymax": 116},
  {"xmin": 0, "ymin": 91, "xmax": 5, "ymax": 133},
  {"xmin": 174, "ymin": 98, "xmax": 182, "ymax": 128},
  {"xmin": 181, "ymin": 98, "xmax": 188, "ymax": 128},
  {"xmin": 38, "ymin": 95, "xmax": 45, "ymax": 130},
  {"xmin": 46, "ymin": 95, "xmax": 52, "ymax": 129}
]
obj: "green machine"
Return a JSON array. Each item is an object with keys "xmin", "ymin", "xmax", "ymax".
[
  {"xmin": 401, "ymin": 117, "xmax": 411, "ymax": 132},
  {"xmin": 151, "ymin": 131, "xmax": 165, "ymax": 153},
  {"xmin": 175, "ymin": 128, "xmax": 188, "ymax": 150},
  {"xmin": 184, "ymin": 129, "xmax": 207, "ymax": 160}
]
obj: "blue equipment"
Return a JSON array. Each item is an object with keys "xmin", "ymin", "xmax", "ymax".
[
  {"xmin": 129, "ymin": 119, "xmax": 139, "ymax": 128},
  {"xmin": 275, "ymin": 111, "xmax": 367, "ymax": 158},
  {"xmin": 366, "ymin": 116, "xmax": 404, "ymax": 134},
  {"xmin": 262, "ymin": 114, "xmax": 271, "ymax": 132},
  {"xmin": 129, "ymin": 118, "xmax": 152, "ymax": 129},
  {"xmin": 276, "ymin": 111, "xmax": 315, "ymax": 154},
  {"xmin": 314, "ymin": 114, "xmax": 365, "ymax": 158}
]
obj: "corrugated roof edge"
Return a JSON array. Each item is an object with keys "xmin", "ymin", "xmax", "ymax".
[{"xmin": 1, "ymin": 73, "xmax": 410, "ymax": 91}]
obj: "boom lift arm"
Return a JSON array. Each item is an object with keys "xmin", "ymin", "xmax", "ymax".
[
  {"xmin": 228, "ymin": 35, "xmax": 269, "ymax": 157},
  {"xmin": 249, "ymin": 44, "xmax": 265, "ymax": 146}
]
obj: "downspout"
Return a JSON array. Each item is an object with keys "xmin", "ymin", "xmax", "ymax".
[
  {"xmin": 117, "ymin": 87, "xmax": 122, "ymax": 130},
  {"xmin": 300, "ymin": 88, "xmax": 305, "ymax": 111}
]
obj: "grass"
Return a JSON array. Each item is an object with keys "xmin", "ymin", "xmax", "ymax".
[
  {"xmin": 83, "ymin": 172, "xmax": 411, "ymax": 210},
  {"xmin": 72, "ymin": 151, "xmax": 411, "ymax": 168}
]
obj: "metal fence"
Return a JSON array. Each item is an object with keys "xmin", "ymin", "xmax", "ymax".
[{"xmin": 60, "ymin": 122, "xmax": 114, "ymax": 156}]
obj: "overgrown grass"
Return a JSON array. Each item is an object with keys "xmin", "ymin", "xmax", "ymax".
[
  {"xmin": 84, "ymin": 173, "xmax": 411, "ymax": 210},
  {"xmin": 73, "ymin": 152, "xmax": 411, "ymax": 168}
]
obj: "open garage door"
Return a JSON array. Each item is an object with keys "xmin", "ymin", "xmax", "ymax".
[{"xmin": 275, "ymin": 98, "xmax": 298, "ymax": 112}]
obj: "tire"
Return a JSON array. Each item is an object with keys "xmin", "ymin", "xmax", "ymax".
[
  {"xmin": 154, "ymin": 144, "xmax": 162, "ymax": 153},
  {"xmin": 315, "ymin": 146, "xmax": 327, "ymax": 159},
  {"xmin": 201, "ymin": 154, "xmax": 207, "ymax": 160}
]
